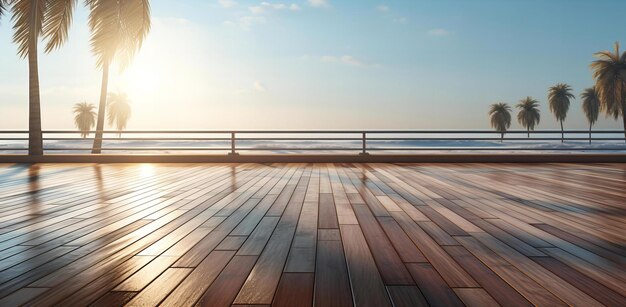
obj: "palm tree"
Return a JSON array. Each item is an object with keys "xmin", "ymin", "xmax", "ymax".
[
  {"xmin": 9, "ymin": 0, "xmax": 77, "ymax": 155},
  {"xmin": 0, "ymin": 1, "xmax": 8, "ymax": 18},
  {"xmin": 548, "ymin": 83, "xmax": 575, "ymax": 143},
  {"xmin": 73, "ymin": 102, "xmax": 97, "ymax": 138},
  {"xmin": 107, "ymin": 92, "xmax": 132, "ymax": 137},
  {"xmin": 516, "ymin": 97, "xmax": 541, "ymax": 138},
  {"xmin": 591, "ymin": 42, "xmax": 626, "ymax": 142},
  {"xmin": 88, "ymin": 0, "xmax": 151, "ymax": 153},
  {"xmin": 581, "ymin": 87, "xmax": 600, "ymax": 144},
  {"xmin": 488, "ymin": 103, "xmax": 512, "ymax": 142}
]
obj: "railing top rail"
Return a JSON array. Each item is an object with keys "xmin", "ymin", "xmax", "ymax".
[{"xmin": 0, "ymin": 130, "xmax": 625, "ymax": 134}]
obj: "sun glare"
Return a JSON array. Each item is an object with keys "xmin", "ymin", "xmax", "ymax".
[{"xmin": 138, "ymin": 164, "xmax": 155, "ymax": 178}]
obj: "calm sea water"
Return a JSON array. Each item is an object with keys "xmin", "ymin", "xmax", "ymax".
[{"xmin": 1, "ymin": 132, "xmax": 625, "ymax": 154}]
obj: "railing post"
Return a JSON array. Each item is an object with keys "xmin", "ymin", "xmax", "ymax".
[
  {"xmin": 228, "ymin": 132, "xmax": 239, "ymax": 155},
  {"xmin": 359, "ymin": 132, "xmax": 369, "ymax": 155}
]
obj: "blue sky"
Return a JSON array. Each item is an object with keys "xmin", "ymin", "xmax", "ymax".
[{"xmin": 1, "ymin": 0, "xmax": 626, "ymax": 129}]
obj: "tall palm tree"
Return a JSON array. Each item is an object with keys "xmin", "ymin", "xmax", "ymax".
[
  {"xmin": 581, "ymin": 87, "xmax": 600, "ymax": 144},
  {"xmin": 9, "ymin": 0, "xmax": 77, "ymax": 155},
  {"xmin": 591, "ymin": 42, "xmax": 626, "ymax": 142},
  {"xmin": 488, "ymin": 103, "xmax": 512, "ymax": 142},
  {"xmin": 88, "ymin": 0, "xmax": 151, "ymax": 153},
  {"xmin": 73, "ymin": 102, "xmax": 96, "ymax": 138},
  {"xmin": 548, "ymin": 83, "xmax": 575, "ymax": 143},
  {"xmin": 516, "ymin": 97, "xmax": 541, "ymax": 138},
  {"xmin": 107, "ymin": 92, "xmax": 131, "ymax": 137}
]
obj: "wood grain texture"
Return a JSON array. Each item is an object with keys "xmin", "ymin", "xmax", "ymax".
[{"xmin": 0, "ymin": 163, "xmax": 623, "ymax": 306}]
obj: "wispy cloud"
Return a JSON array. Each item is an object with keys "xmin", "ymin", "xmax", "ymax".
[
  {"xmin": 254, "ymin": 81, "xmax": 267, "ymax": 92},
  {"xmin": 428, "ymin": 28, "xmax": 450, "ymax": 36},
  {"xmin": 317, "ymin": 55, "xmax": 377, "ymax": 67},
  {"xmin": 308, "ymin": 0, "xmax": 329, "ymax": 8},
  {"xmin": 218, "ymin": 0, "xmax": 238, "ymax": 8},
  {"xmin": 249, "ymin": 2, "xmax": 302, "ymax": 14},
  {"xmin": 393, "ymin": 17, "xmax": 408, "ymax": 24},
  {"xmin": 224, "ymin": 16, "xmax": 267, "ymax": 30},
  {"xmin": 375, "ymin": 4, "xmax": 407, "ymax": 24}
]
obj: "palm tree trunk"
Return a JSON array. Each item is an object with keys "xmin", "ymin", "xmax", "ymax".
[
  {"xmin": 500, "ymin": 132, "xmax": 504, "ymax": 143},
  {"xmin": 622, "ymin": 106, "xmax": 626, "ymax": 144},
  {"xmin": 527, "ymin": 127, "xmax": 530, "ymax": 138},
  {"xmin": 27, "ymin": 2, "xmax": 43, "ymax": 156},
  {"xmin": 589, "ymin": 124, "xmax": 592, "ymax": 145},
  {"xmin": 92, "ymin": 61, "xmax": 110, "ymax": 154},
  {"xmin": 560, "ymin": 120, "xmax": 564, "ymax": 143}
]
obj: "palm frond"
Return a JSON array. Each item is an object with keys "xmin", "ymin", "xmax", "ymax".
[
  {"xmin": 488, "ymin": 103, "xmax": 511, "ymax": 132},
  {"xmin": 87, "ymin": 0, "xmax": 151, "ymax": 70},
  {"xmin": 0, "ymin": 0, "xmax": 8, "ymax": 20},
  {"xmin": 516, "ymin": 97, "xmax": 541, "ymax": 130},
  {"xmin": 591, "ymin": 42, "xmax": 626, "ymax": 119},
  {"xmin": 581, "ymin": 87, "xmax": 600, "ymax": 126},
  {"xmin": 42, "ymin": 0, "xmax": 76, "ymax": 53},
  {"xmin": 548, "ymin": 83, "xmax": 574, "ymax": 121},
  {"xmin": 73, "ymin": 102, "xmax": 97, "ymax": 138},
  {"xmin": 107, "ymin": 92, "xmax": 132, "ymax": 132},
  {"xmin": 11, "ymin": 0, "xmax": 46, "ymax": 58}
]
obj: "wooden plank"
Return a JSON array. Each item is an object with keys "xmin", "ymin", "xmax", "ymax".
[
  {"xmin": 314, "ymin": 240, "xmax": 352, "ymax": 307},
  {"xmin": 272, "ymin": 273, "xmax": 314, "ymax": 307},
  {"xmin": 444, "ymin": 245, "xmax": 532, "ymax": 307},
  {"xmin": 339, "ymin": 224, "xmax": 392, "ymax": 307},
  {"xmin": 377, "ymin": 216, "xmax": 427, "ymax": 263},
  {"xmin": 237, "ymin": 216, "xmax": 280, "ymax": 256},
  {"xmin": 114, "ymin": 256, "xmax": 178, "ymax": 291},
  {"xmin": 125, "ymin": 268, "xmax": 192, "ymax": 306},
  {"xmin": 160, "ymin": 250, "xmax": 235, "ymax": 306},
  {"xmin": 90, "ymin": 291, "xmax": 136, "ymax": 307},
  {"xmin": 455, "ymin": 236, "xmax": 567, "ymax": 306},
  {"xmin": 284, "ymin": 198, "xmax": 318, "ymax": 272},
  {"xmin": 0, "ymin": 288, "xmax": 50, "ymax": 306},
  {"xmin": 233, "ymin": 169, "xmax": 310, "ymax": 304},
  {"xmin": 216, "ymin": 236, "xmax": 247, "ymax": 251},
  {"xmin": 317, "ymin": 229, "xmax": 341, "ymax": 241},
  {"xmin": 390, "ymin": 211, "xmax": 478, "ymax": 287},
  {"xmin": 471, "ymin": 232, "xmax": 603, "ymax": 306},
  {"xmin": 453, "ymin": 288, "xmax": 499, "ymax": 307},
  {"xmin": 318, "ymin": 193, "xmax": 338, "ymax": 229},
  {"xmin": 352, "ymin": 204, "xmax": 413, "ymax": 284},
  {"xmin": 195, "ymin": 255, "xmax": 258, "ymax": 307},
  {"xmin": 386, "ymin": 286, "xmax": 428, "ymax": 307},
  {"xmin": 405, "ymin": 263, "xmax": 464, "ymax": 307},
  {"xmin": 532, "ymin": 256, "xmax": 626, "ymax": 306}
]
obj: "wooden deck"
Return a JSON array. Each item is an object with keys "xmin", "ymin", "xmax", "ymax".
[{"xmin": 0, "ymin": 163, "xmax": 624, "ymax": 306}]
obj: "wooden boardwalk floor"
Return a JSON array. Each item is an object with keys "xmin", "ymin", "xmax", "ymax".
[{"xmin": 0, "ymin": 163, "xmax": 624, "ymax": 306}]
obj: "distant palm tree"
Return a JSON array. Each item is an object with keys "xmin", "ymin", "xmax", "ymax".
[
  {"xmin": 580, "ymin": 87, "xmax": 600, "ymax": 144},
  {"xmin": 516, "ymin": 97, "xmax": 541, "ymax": 138},
  {"xmin": 88, "ymin": 0, "xmax": 151, "ymax": 153},
  {"xmin": 591, "ymin": 42, "xmax": 626, "ymax": 142},
  {"xmin": 548, "ymin": 83, "xmax": 575, "ymax": 142},
  {"xmin": 8, "ymin": 0, "xmax": 77, "ymax": 155},
  {"xmin": 489, "ymin": 103, "xmax": 512, "ymax": 142},
  {"xmin": 73, "ymin": 102, "xmax": 97, "ymax": 138},
  {"xmin": 107, "ymin": 92, "xmax": 132, "ymax": 137}
]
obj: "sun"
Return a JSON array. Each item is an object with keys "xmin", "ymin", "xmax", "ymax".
[{"xmin": 113, "ymin": 59, "xmax": 161, "ymax": 105}]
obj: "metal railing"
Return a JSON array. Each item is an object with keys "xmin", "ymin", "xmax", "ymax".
[{"xmin": 0, "ymin": 130, "xmax": 625, "ymax": 154}]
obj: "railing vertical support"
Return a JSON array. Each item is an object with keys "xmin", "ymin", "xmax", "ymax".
[
  {"xmin": 228, "ymin": 132, "xmax": 239, "ymax": 155},
  {"xmin": 359, "ymin": 132, "xmax": 369, "ymax": 155}
]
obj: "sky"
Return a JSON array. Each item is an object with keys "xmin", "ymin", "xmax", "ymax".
[{"xmin": 1, "ymin": 0, "xmax": 626, "ymax": 130}]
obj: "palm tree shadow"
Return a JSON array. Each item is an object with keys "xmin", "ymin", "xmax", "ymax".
[{"xmin": 93, "ymin": 164, "xmax": 106, "ymax": 201}]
